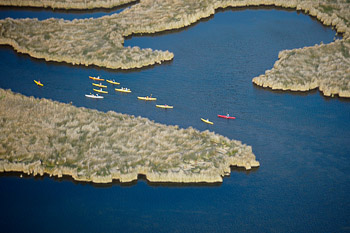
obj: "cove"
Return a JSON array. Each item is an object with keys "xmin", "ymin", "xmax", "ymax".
[{"xmin": 0, "ymin": 7, "xmax": 350, "ymax": 233}]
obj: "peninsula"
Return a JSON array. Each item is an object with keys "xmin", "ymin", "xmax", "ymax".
[
  {"xmin": 0, "ymin": 0, "xmax": 349, "ymax": 97},
  {"xmin": 0, "ymin": 89, "xmax": 260, "ymax": 183}
]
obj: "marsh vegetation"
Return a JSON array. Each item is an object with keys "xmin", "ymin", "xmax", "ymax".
[
  {"xmin": 253, "ymin": 39, "xmax": 350, "ymax": 97},
  {"xmin": 0, "ymin": 89, "xmax": 259, "ymax": 183}
]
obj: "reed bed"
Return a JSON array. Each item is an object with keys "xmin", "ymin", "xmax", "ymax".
[
  {"xmin": 0, "ymin": 0, "xmax": 349, "ymax": 96},
  {"xmin": 253, "ymin": 39, "xmax": 350, "ymax": 97},
  {"xmin": 0, "ymin": 89, "xmax": 259, "ymax": 183}
]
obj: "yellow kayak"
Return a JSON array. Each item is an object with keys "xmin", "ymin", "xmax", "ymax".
[
  {"xmin": 92, "ymin": 83, "xmax": 107, "ymax": 88},
  {"xmin": 34, "ymin": 80, "xmax": 43, "ymax": 86},
  {"xmin": 106, "ymin": 80, "xmax": 120, "ymax": 85},
  {"xmin": 89, "ymin": 76, "xmax": 104, "ymax": 81},
  {"xmin": 93, "ymin": 88, "xmax": 108, "ymax": 94},
  {"xmin": 156, "ymin": 104, "xmax": 173, "ymax": 109},
  {"xmin": 201, "ymin": 118, "xmax": 213, "ymax": 125},
  {"xmin": 138, "ymin": 96, "xmax": 157, "ymax": 101},
  {"xmin": 115, "ymin": 88, "xmax": 131, "ymax": 93}
]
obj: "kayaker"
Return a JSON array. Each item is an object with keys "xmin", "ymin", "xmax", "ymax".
[{"xmin": 227, "ymin": 113, "xmax": 230, "ymax": 117}]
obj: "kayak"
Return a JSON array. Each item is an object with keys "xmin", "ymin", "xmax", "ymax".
[
  {"xmin": 34, "ymin": 80, "xmax": 43, "ymax": 86},
  {"xmin": 218, "ymin": 115, "xmax": 236, "ymax": 119},
  {"xmin": 92, "ymin": 83, "xmax": 107, "ymax": 88},
  {"xmin": 201, "ymin": 118, "xmax": 213, "ymax": 125},
  {"xmin": 138, "ymin": 96, "xmax": 157, "ymax": 101},
  {"xmin": 85, "ymin": 94, "xmax": 104, "ymax": 99},
  {"xmin": 106, "ymin": 80, "xmax": 120, "ymax": 85},
  {"xmin": 156, "ymin": 104, "xmax": 173, "ymax": 109},
  {"xmin": 89, "ymin": 76, "xmax": 104, "ymax": 81},
  {"xmin": 93, "ymin": 88, "xmax": 108, "ymax": 94},
  {"xmin": 115, "ymin": 88, "xmax": 131, "ymax": 93}
]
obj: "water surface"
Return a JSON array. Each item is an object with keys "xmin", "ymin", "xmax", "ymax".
[
  {"xmin": 0, "ymin": 7, "xmax": 349, "ymax": 233},
  {"xmin": 0, "ymin": 2, "xmax": 133, "ymax": 20}
]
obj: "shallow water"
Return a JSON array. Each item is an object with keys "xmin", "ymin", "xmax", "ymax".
[{"xmin": 0, "ymin": 7, "xmax": 350, "ymax": 233}]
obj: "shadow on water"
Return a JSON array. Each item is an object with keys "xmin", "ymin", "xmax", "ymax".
[
  {"xmin": 230, "ymin": 165, "xmax": 259, "ymax": 175},
  {"xmin": 0, "ymin": 172, "xmax": 222, "ymax": 188},
  {"xmin": 253, "ymin": 83, "xmax": 350, "ymax": 102},
  {"xmin": 0, "ymin": 167, "xmax": 259, "ymax": 188}
]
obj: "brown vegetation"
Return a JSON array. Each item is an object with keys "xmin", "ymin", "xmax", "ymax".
[
  {"xmin": 253, "ymin": 39, "xmax": 350, "ymax": 97},
  {"xmin": 0, "ymin": 89, "xmax": 259, "ymax": 183}
]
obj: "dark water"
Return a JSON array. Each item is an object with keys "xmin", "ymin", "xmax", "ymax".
[
  {"xmin": 1, "ymin": 7, "xmax": 350, "ymax": 233},
  {"xmin": 0, "ymin": 2, "xmax": 134, "ymax": 20}
]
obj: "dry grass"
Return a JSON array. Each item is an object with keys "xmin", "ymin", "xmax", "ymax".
[
  {"xmin": 0, "ymin": 17, "xmax": 174, "ymax": 69},
  {"xmin": 253, "ymin": 39, "xmax": 350, "ymax": 97},
  {"xmin": 0, "ymin": 89, "xmax": 259, "ymax": 183}
]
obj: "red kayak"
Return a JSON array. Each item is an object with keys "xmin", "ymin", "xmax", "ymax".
[{"xmin": 218, "ymin": 115, "xmax": 236, "ymax": 119}]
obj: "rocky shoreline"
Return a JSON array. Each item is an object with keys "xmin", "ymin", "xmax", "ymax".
[
  {"xmin": 0, "ymin": 89, "xmax": 259, "ymax": 183},
  {"xmin": 0, "ymin": 0, "xmax": 349, "ymax": 97},
  {"xmin": 252, "ymin": 39, "xmax": 350, "ymax": 97}
]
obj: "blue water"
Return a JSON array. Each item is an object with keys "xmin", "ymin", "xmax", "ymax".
[{"xmin": 1, "ymin": 7, "xmax": 350, "ymax": 233}]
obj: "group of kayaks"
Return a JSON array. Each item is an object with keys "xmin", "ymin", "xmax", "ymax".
[
  {"xmin": 85, "ymin": 76, "xmax": 173, "ymax": 109},
  {"xmin": 87, "ymin": 76, "xmax": 123, "ymax": 98},
  {"xmin": 35, "ymin": 76, "xmax": 235, "ymax": 125},
  {"xmin": 137, "ymin": 96, "xmax": 173, "ymax": 109}
]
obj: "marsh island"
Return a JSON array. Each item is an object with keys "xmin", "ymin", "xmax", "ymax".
[{"xmin": 0, "ymin": 89, "xmax": 259, "ymax": 183}]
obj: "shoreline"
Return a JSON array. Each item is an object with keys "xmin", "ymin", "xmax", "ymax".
[
  {"xmin": 0, "ymin": 0, "xmax": 136, "ymax": 10},
  {"xmin": 0, "ymin": 37, "xmax": 174, "ymax": 70},
  {"xmin": 0, "ymin": 0, "xmax": 349, "ymax": 97},
  {"xmin": 0, "ymin": 89, "xmax": 259, "ymax": 184},
  {"xmin": 252, "ymin": 39, "xmax": 350, "ymax": 98}
]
